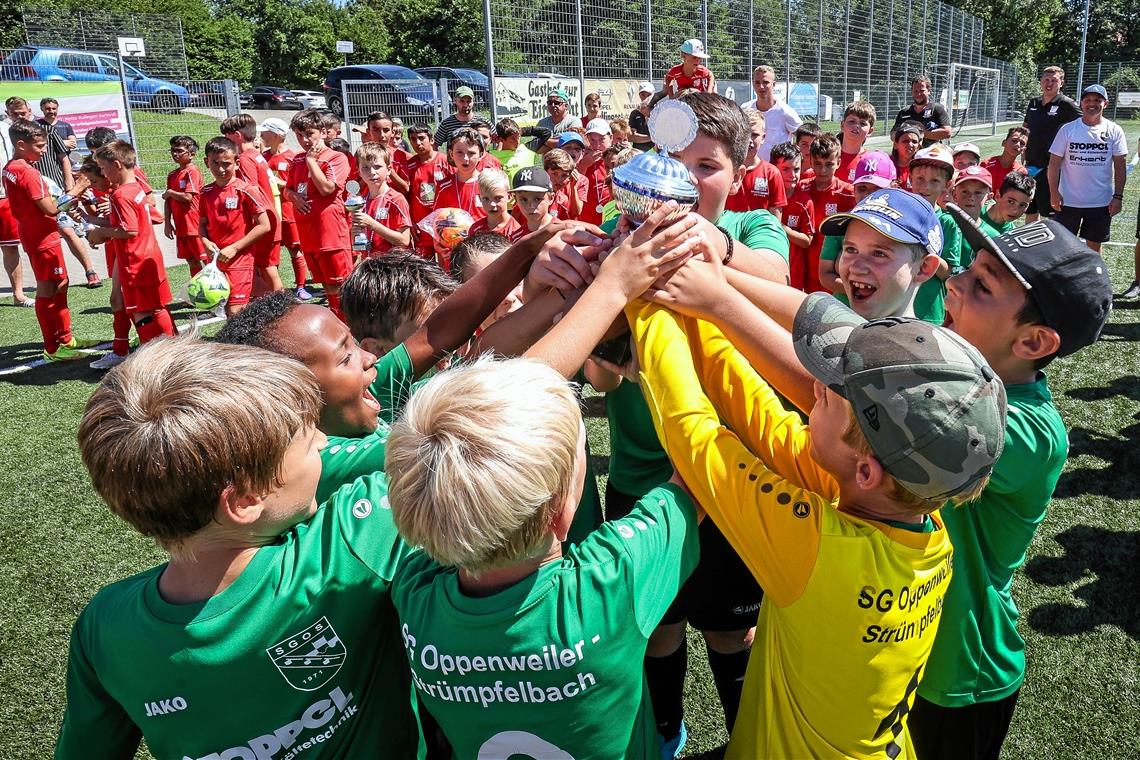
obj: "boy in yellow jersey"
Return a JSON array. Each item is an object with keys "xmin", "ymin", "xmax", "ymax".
[{"xmin": 628, "ymin": 292, "xmax": 1008, "ymax": 759}]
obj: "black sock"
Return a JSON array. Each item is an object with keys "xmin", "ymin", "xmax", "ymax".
[
  {"xmin": 707, "ymin": 647, "xmax": 751, "ymax": 733},
  {"xmin": 645, "ymin": 638, "xmax": 687, "ymax": 740}
]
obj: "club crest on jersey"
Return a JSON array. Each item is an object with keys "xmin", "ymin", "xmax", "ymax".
[
  {"xmin": 1048, "ymin": 105, "xmax": 1058, "ymax": 116},
  {"xmin": 752, "ymin": 177, "xmax": 769, "ymax": 196},
  {"xmin": 224, "ymin": 196, "xmax": 238, "ymax": 210},
  {"xmin": 267, "ymin": 617, "xmax": 347, "ymax": 691},
  {"xmin": 420, "ymin": 183, "xmax": 437, "ymax": 204},
  {"xmin": 825, "ymin": 203, "xmax": 838, "ymax": 215}
]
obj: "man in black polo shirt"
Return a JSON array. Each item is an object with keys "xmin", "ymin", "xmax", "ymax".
[
  {"xmin": 1023, "ymin": 65, "xmax": 1080, "ymax": 221},
  {"xmin": 891, "ymin": 75, "xmax": 951, "ymax": 147}
]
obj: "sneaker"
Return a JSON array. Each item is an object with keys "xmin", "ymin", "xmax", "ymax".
[
  {"xmin": 13, "ymin": 297, "xmax": 34, "ymax": 308},
  {"xmin": 44, "ymin": 344, "xmax": 98, "ymax": 362},
  {"xmin": 295, "ymin": 286, "xmax": 314, "ymax": 301},
  {"xmin": 63, "ymin": 336, "xmax": 104, "ymax": 349},
  {"xmin": 1121, "ymin": 280, "xmax": 1140, "ymax": 299},
  {"xmin": 659, "ymin": 722, "xmax": 687, "ymax": 760},
  {"xmin": 90, "ymin": 352, "xmax": 128, "ymax": 370}
]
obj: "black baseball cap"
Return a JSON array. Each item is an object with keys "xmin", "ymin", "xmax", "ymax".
[
  {"xmin": 511, "ymin": 166, "xmax": 552, "ymax": 193},
  {"xmin": 948, "ymin": 204, "xmax": 1112, "ymax": 357}
]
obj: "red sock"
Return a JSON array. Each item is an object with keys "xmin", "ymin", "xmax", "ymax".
[
  {"xmin": 52, "ymin": 290, "xmax": 73, "ymax": 346},
  {"xmin": 112, "ymin": 309, "xmax": 131, "ymax": 356},
  {"xmin": 35, "ymin": 297, "xmax": 59, "ymax": 353},
  {"xmin": 188, "ymin": 259, "xmax": 204, "ymax": 277},
  {"xmin": 291, "ymin": 251, "xmax": 308, "ymax": 287},
  {"xmin": 136, "ymin": 308, "xmax": 175, "ymax": 343},
  {"xmin": 326, "ymin": 291, "xmax": 344, "ymax": 322}
]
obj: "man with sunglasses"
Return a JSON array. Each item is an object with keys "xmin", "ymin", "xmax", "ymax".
[{"xmin": 531, "ymin": 89, "xmax": 578, "ymax": 153}]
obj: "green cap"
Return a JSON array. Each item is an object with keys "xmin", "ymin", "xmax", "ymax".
[
  {"xmin": 454, "ymin": 85, "xmax": 475, "ymax": 99},
  {"xmin": 548, "ymin": 88, "xmax": 569, "ymax": 103},
  {"xmin": 792, "ymin": 293, "xmax": 1007, "ymax": 501}
]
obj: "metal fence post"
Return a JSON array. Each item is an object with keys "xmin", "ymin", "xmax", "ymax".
[
  {"xmin": 574, "ymin": 0, "xmax": 585, "ymax": 111},
  {"xmin": 886, "ymin": 0, "xmax": 895, "ymax": 125},
  {"xmin": 482, "ymin": 0, "xmax": 497, "ymax": 119},
  {"xmin": 817, "ymin": 0, "xmax": 823, "ymax": 94},
  {"xmin": 843, "ymin": 0, "xmax": 851, "ymax": 102},
  {"xmin": 702, "ymin": 0, "xmax": 708, "ymax": 49},
  {"xmin": 647, "ymin": 0, "xmax": 653, "ymax": 80},
  {"xmin": 785, "ymin": 0, "xmax": 793, "ymax": 97},
  {"xmin": 116, "ymin": 51, "xmax": 137, "ymax": 148},
  {"xmin": 920, "ymin": 0, "xmax": 927, "ymax": 73},
  {"xmin": 867, "ymin": 0, "xmax": 874, "ymax": 109}
]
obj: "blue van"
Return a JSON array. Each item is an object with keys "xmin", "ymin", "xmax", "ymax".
[{"xmin": 0, "ymin": 46, "xmax": 191, "ymax": 111}]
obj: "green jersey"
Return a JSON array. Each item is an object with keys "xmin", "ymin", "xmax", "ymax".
[
  {"xmin": 370, "ymin": 343, "xmax": 417, "ymax": 425},
  {"xmin": 918, "ymin": 376, "xmax": 1067, "ymax": 707},
  {"xmin": 56, "ymin": 472, "xmax": 424, "ymax": 759},
  {"xmin": 957, "ymin": 214, "xmax": 1001, "ymax": 270},
  {"xmin": 716, "ymin": 209, "xmax": 790, "ymax": 262},
  {"xmin": 606, "ymin": 378, "xmax": 673, "ymax": 497},
  {"xmin": 489, "ymin": 145, "xmax": 541, "ymax": 182},
  {"xmin": 981, "ymin": 204, "xmax": 1016, "ymax": 235},
  {"xmin": 391, "ymin": 484, "xmax": 699, "ymax": 759}
]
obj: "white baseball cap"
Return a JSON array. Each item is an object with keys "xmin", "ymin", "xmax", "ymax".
[
  {"xmin": 638, "ymin": 81, "xmax": 655, "ymax": 94},
  {"xmin": 258, "ymin": 118, "xmax": 289, "ymax": 136},
  {"xmin": 952, "ymin": 142, "xmax": 981, "ymax": 158},
  {"xmin": 584, "ymin": 118, "xmax": 612, "ymax": 136},
  {"xmin": 680, "ymin": 39, "xmax": 709, "ymax": 59}
]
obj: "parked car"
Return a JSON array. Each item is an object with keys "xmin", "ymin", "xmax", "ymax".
[
  {"xmin": 292, "ymin": 89, "xmax": 326, "ymax": 108},
  {"xmin": 249, "ymin": 85, "xmax": 301, "ymax": 110},
  {"xmin": 0, "ymin": 46, "xmax": 190, "ymax": 112},
  {"xmin": 415, "ymin": 67, "xmax": 489, "ymax": 109},
  {"xmin": 322, "ymin": 65, "xmax": 437, "ymax": 123},
  {"xmin": 186, "ymin": 81, "xmax": 230, "ymax": 108}
]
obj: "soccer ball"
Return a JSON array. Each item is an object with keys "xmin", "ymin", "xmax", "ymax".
[
  {"xmin": 433, "ymin": 207, "xmax": 474, "ymax": 250},
  {"xmin": 185, "ymin": 267, "xmax": 231, "ymax": 311}
]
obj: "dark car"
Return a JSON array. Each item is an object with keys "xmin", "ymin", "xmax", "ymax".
[
  {"xmin": 415, "ymin": 67, "xmax": 490, "ymax": 110},
  {"xmin": 322, "ymin": 65, "xmax": 438, "ymax": 124},
  {"xmin": 249, "ymin": 85, "xmax": 301, "ymax": 110}
]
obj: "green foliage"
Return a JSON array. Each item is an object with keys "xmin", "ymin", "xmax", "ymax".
[{"xmin": 373, "ymin": 0, "xmax": 484, "ymax": 69}]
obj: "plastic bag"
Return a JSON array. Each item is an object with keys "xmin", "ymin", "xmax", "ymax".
[{"xmin": 182, "ymin": 253, "xmax": 231, "ymax": 316}]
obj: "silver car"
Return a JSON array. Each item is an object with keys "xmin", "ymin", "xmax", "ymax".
[{"xmin": 292, "ymin": 90, "xmax": 326, "ymax": 108}]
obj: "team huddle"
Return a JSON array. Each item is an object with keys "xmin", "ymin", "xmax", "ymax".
[{"xmin": 10, "ymin": 45, "xmax": 1119, "ymax": 760}]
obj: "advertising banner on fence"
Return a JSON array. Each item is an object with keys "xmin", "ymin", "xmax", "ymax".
[{"xmin": 0, "ymin": 80, "xmax": 129, "ymax": 137}]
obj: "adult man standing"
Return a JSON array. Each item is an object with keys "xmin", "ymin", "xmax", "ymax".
[
  {"xmin": 530, "ymin": 88, "xmax": 577, "ymax": 152},
  {"xmin": 1023, "ymin": 65, "xmax": 1080, "ymax": 221},
  {"xmin": 628, "ymin": 81, "xmax": 654, "ymax": 150},
  {"xmin": 433, "ymin": 86, "xmax": 487, "ymax": 148},
  {"xmin": 891, "ymin": 75, "xmax": 952, "ymax": 147},
  {"xmin": 742, "ymin": 65, "xmax": 802, "ymax": 161},
  {"xmin": 1047, "ymin": 84, "xmax": 1128, "ymax": 254}
]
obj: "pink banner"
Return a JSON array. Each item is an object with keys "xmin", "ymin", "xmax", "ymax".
[{"xmin": 67, "ymin": 109, "xmax": 125, "ymax": 132}]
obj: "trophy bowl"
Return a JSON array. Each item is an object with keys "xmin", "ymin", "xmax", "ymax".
[{"xmin": 611, "ymin": 151, "xmax": 698, "ymax": 227}]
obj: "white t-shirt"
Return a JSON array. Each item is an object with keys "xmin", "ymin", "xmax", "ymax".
[
  {"xmin": 742, "ymin": 98, "xmax": 803, "ymax": 161},
  {"xmin": 1048, "ymin": 117, "xmax": 1128, "ymax": 208}
]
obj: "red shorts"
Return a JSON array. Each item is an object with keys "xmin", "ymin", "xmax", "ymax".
[
  {"xmin": 29, "ymin": 244, "xmax": 68, "ymax": 282},
  {"xmin": 218, "ymin": 265, "xmax": 254, "ymax": 306},
  {"xmin": 0, "ymin": 198, "xmax": 18, "ymax": 246},
  {"xmin": 176, "ymin": 235, "xmax": 207, "ymax": 262},
  {"xmin": 122, "ymin": 278, "xmax": 173, "ymax": 314},
  {"xmin": 307, "ymin": 249, "xmax": 353, "ymax": 287},
  {"xmin": 253, "ymin": 236, "xmax": 281, "ymax": 268},
  {"xmin": 280, "ymin": 219, "xmax": 301, "ymax": 249}
]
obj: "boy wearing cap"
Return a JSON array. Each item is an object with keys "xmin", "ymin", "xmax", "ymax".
[
  {"xmin": 951, "ymin": 165, "xmax": 998, "ymax": 268},
  {"xmin": 579, "ymin": 118, "xmax": 613, "ymax": 225},
  {"xmin": 665, "ymin": 39, "xmax": 716, "ymax": 97},
  {"xmin": 908, "ymin": 144, "xmax": 963, "ymax": 280},
  {"xmin": 725, "ymin": 109, "xmax": 787, "ymax": 219},
  {"xmin": 260, "ymin": 117, "xmax": 312, "ymax": 300},
  {"xmin": 952, "ymin": 143, "xmax": 981, "ymax": 171},
  {"xmin": 910, "ymin": 211, "xmax": 1113, "ymax": 760},
  {"xmin": 817, "ymin": 151, "xmax": 897, "ymax": 298},
  {"xmin": 509, "ymin": 167, "xmax": 556, "ymax": 233},
  {"xmin": 1047, "ymin": 83, "xmax": 1128, "ymax": 253},
  {"xmin": 629, "ymin": 85, "xmax": 655, "ymax": 150},
  {"xmin": 837, "ymin": 101, "xmax": 876, "ymax": 183},
  {"xmin": 981, "ymin": 127, "xmax": 1029, "ymax": 192},
  {"xmin": 628, "ymin": 286, "xmax": 1006, "ymax": 759}
]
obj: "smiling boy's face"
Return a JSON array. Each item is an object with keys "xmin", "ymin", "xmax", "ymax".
[
  {"xmin": 836, "ymin": 219, "xmax": 933, "ymax": 319},
  {"xmin": 672, "ymin": 133, "xmax": 743, "ymax": 220}
]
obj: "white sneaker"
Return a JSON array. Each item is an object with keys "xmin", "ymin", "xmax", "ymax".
[{"xmin": 90, "ymin": 352, "xmax": 127, "ymax": 370}]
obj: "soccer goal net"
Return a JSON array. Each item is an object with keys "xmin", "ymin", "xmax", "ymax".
[{"xmin": 929, "ymin": 63, "xmax": 1003, "ymax": 137}]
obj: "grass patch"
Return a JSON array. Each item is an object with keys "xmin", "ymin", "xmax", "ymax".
[
  {"xmin": 3, "ymin": 163, "xmax": 1140, "ymax": 756},
  {"xmin": 130, "ymin": 109, "xmax": 228, "ymax": 176}
]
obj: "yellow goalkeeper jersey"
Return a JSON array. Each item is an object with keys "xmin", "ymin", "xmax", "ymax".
[{"xmin": 629, "ymin": 302, "xmax": 953, "ymax": 760}]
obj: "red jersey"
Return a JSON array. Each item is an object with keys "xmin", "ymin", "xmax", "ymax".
[
  {"xmin": 433, "ymin": 174, "xmax": 486, "ymax": 221},
  {"xmin": 265, "ymin": 148, "xmax": 297, "ymax": 223},
  {"xmin": 783, "ymin": 186, "xmax": 816, "ymax": 291},
  {"xmin": 578, "ymin": 161, "xmax": 611, "ymax": 225},
  {"xmin": 469, "ymin": 214, "xmax": 526, "ymax": 242},
  {"xmin": 166, "ymin": 164, "xmax": 203, "ymax": 237},
  {"xmin": 664, "ymin": 64, "xmax": 714, "ymax": 95},
  {"xmin": 287, "ymin": 148, "xmax": 351, "ymax": 254},
  {"xmin": 803, "ymin": 176, "xmax": 855, "ymax": 293},
  {"xmin": 409, "ymin": 155, "xmax": 451, "ymax": 222},
  {"xmin": 725, "ymin": 160, "xmax": 788, "ymax": 212},
  {"xmin": 2, "ymin": 158, "xmax": 59, "ymax": 253},
  {"xmin": 838, "ymin": 149, "xmax": 865, "ymax": 184},
  {"xmin": 199, "ymin": 179, "xmax": 267, "ymax": 261},
  {"xmin": 108, "ymin": 181, "xmax": 166, "ymax": 286},
  {"xmin": 237, "ymin": 147, "xmax": 278, "ymax": 235},
  {"xmin": 364, "ymin": 187, "xmax": 412, "ymax": 255},
  {"xmin": 981, "ymin": 156, "xmax": 1027, "ymax": 194},
  {"xmin": 549, "ymin": 174, "xmax": 587, "ymax": 220},
  {"xmin": 476, "ymin": 153, "xmax": 503, "ymax": 172}
]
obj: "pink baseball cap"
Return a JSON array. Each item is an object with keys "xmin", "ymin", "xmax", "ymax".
[
  {"xmin": 852, "ymin": 151, "xmax": 897, "ymax": 188},
  {"xmin": 952, "ymin": 165, "xmax": 993, "ymax": 190}
]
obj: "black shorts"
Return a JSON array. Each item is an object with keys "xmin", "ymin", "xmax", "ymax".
[
  {"xmin": 1055, "ymin": 205, "xmax": 1111, "ymax": 243},
  {"xmin": 605, "ymin": 480, "xmax": 763, "ymax": 632},
  {"xmin": 908, "ymin": 690, "xmax": 1021, "ymax": 760},
  {"xmin": 1025, "ymin": 169, "xmax": 1055, "ymax": 217}
]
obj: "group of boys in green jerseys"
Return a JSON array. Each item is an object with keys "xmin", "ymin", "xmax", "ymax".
[{"xmin": 57, "ymin": 89, "xmax": 1112, "ymax": 760}]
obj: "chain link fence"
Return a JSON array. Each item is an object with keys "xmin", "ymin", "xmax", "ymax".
[
  {"xmin": 485, "ymin": 0, "xmax": 1020, "ymax": 135},
  {"xmin": 340, "ymin": 79, "xmax": 447, "ymax": 150}
]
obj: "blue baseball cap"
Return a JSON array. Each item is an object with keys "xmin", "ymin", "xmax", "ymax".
[
  {"xmin": 1081, "ymin": 84, "xmax": 1108, "ymax": 100},
  {"xmin": 558, "ymin": 132, "xmax": 586, "ymax": 148},
  {"xmin": 820, "ymin": 189, "xmax": 943, "ymax": 256}
]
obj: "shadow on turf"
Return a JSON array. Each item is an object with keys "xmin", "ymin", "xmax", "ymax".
[
  {"xmin": 0, "ymin": 349, "xmax": 105, "ymax": 386},
  {"xmin": 1023, "ymin": 525, "xmax": 1140, "ymax": 641},
  {"xmin": 1053, "ymin": 411, "xmax": 1140, "ymax": 499}
]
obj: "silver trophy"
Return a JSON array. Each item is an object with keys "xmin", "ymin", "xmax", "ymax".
[
  {"xmin": 610, "ymin": 99, "xmax": 700, "ymax": 226},
  {"xmin": 344, "ymin": 180, "xmax": 368, "ymax": 253}
]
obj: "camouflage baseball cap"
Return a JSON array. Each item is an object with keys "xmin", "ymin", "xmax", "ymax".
[{"xmin": 793, "ymin": 293, "xmax": 1008, "ymax": 501}]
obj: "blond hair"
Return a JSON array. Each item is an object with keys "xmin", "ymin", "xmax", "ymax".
[
  {"xmin": 840, "ymin": 407, "xmax": 987, "ymax": 514},
  {"xmin": 355, "ymin": 142, "xmax": 390, "ymax": 166},
  {"xmin": 78, "ymin": 336, "xmax": 321, "ymax": 549},
  {"xmin": 477, "ymin": 167, "xmax": 509, "ymax": 195},
  {"xmin": 543, "ymin": 148, "xmax": 574, "ymax": 173},
  {"xmin": 386, "ymin": 356, "xmax": 582, "ymax": 571},
  {"xmin": 743, "ymin": 107, "xmax": 767, "ymax": 131}
]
